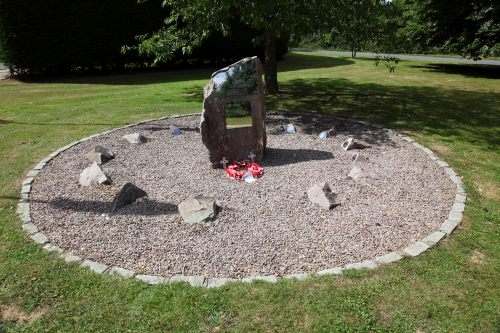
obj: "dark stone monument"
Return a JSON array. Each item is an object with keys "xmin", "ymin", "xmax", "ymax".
[{"xmin": 200, "ymin": 56, "xmax": 266, "ymax": 168}]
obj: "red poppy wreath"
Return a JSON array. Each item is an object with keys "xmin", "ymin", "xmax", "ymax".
[{"xmin": 225, "ymin": 160, "xmax": 264, "ymax": 181}]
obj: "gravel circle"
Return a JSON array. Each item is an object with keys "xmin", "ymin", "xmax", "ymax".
[{"xmin": 30, "ymin": 114, "xmax": 456, "ymax": 278}]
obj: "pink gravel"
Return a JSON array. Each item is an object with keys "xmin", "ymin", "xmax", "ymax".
[{"xmin": 29, "ymin": 114, "xmax": 455, "ymax": 278}]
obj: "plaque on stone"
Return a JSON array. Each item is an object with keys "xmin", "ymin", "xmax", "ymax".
[{"xmin": 200, "ymin": 56, "xmax": 266, "ymax": 168}]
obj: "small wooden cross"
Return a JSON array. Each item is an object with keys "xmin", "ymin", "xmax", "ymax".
[
  {"xmin": 248, "ymin": 152, "xmax": 256, "ymax": 162},
  {"xmin": 220, "ymin": 157, "xmax": 228, "ymax": 169}
]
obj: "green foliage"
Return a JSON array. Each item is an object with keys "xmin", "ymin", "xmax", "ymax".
[
  {"xmin": 130, "ymin": 18, "xmax": 290, "ymax": 68},
  {"xmin": 374, "ymin": 55, "xmax": 400, "ymax": 72},
  {"xmin": 296, "ymin": 0, "xmax": 499, "ymax": 59},
  {"xmin": 400, "ymin": 0, "xmax": 500, "ymax": 59},
  {"xmin": 134, "ymin": 0, "xmax": 329, "ymax": 93},
  {"xmin": 293, "ymin": 0, "xmax": 406, "ymax": 56},
  {"xmin": 0, "ymin": 0, "xmax": 166, "ymax": 76}
]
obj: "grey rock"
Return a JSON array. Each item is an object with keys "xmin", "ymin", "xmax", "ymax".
[
  {"xmin": 40, "ymin": 156, "xmax": 52, "ymax": 164},
  {"xmin": 61, "ymin": 252, "xmax": 82, "ymax": 263},
  {"xmin": 110, "ymin": 183, "xmax": 147, "ymax": 212},
  {"xmin": 135, "ymin": 274, "xmax": 165, "ymax": 285},
  {"xmin": 20, "ymin": 193, "xmax": 29, "ymax": 201},
  {"xmin": 79, "ymin": 162, "xmax": 111, "ymax": 186},
  {"xmin": 34, "ymin": 162, "xmax": 46, "ymax": 170},
  {"xmin": 317, "ymin": 267, "xmax": 343, "ymax": 275},
  {"xmin": 85, "ymin": 145, "xmax": 114, "ymax": 165},
  {"xmin": 341, "ymin": 138, "xmax": 370, "ymax": 151},
  {"xmin": 412, "ymin": 142, "xmax": 425, "ymax": 150},
  {"xmin": 81, "ymin": 260, "xmax": 108, "ymax": 274},
  {"xmin": 455, "ymin": 193, "xmax": 467, "ymax": 204},
  {"xmin": 43, "ymin": 243, "xmax": 63, "ymax": 253},
  {"xmin": 22, "ymin": 223, "xmax": 38, "ymax": 235},
  {"xmin": 436, "ymin": 160, "xmax": 449, "ymax": 168},
  {"xmin": 21, "ymin": 184, "xmax": 31, "ymax": 194},
  {"xmin": 16, "ymin": 202, "xmax": 29, "ymax": 215},
  {"xmin": 422, "ymin": 231, "xmax": 446, "ymax": 246},
  {"xmin": 241, "ymin": 275, "xmax": 278, "ymax": 283},
  {"xmin": 307, "ymin": 182, "xmax": 339, "ymax": 210},
  {"xmin": 448, "ymin": 208, "xmax": 463, "ymax": 223},
  {"xmin": 27, "ymin": 170, "xmax": 40, "ymax": 177},
  {"xmin": 347, "ymin": 165, "xmax": 379, "ymax": 185},
  {"xmin": 422, "ymin": 147, "xmax": 434, "ymax": 156},
  {"xmin": 374, "ymin": 252, "xmax": 403, "ymax": 264},
  {"xmin": 206, "ymin": 277, "xmax": 236, "ymax": 288},
  {"xmin": 122, "ymin": 133, "xmax": 147, "ymax": 144},
  {"xmin": 169, "ymin": 275, "xmax": 205, "ymax": 287},
  {"xmin": 403, "ymin": 241, "xmax": 430, "ymax": 257},
  {"xmin": 109, "ymin": 266, "xmax": 135, "ymax": 278},
  {"xmin": 49, "ymin": 150, "xmax": 60, "ymax": 158},
  {"xmin": 283, "ymin": 273, "xmax": 309, "ymax": 280},
  {"xmin": 401, "ymin": 136, "xmax": 415, "ymax": 143},
  {"xmin": 30, "ymin": 232, "xmax": 48, "ymax": 245},
  {"xmin": 178, "ymin": 196, "xmax": 217, "ymax": 224},
  {"xmin": 22, "ymin": 177, "xmax": 34, "ymax": 186},
  {"xmin": 351, "ymin": 153, "xmax": 370, "ymax": 164},
  {"xmin": 452, "ymin": 202, "xmax": 465, "ymax": 213},
  {"xmin": 440, "ymin": 219, "xmax": 458, "ymax": 235},
  {"xmin": 20, "ymin": 213, "xmax": 31, "ymax": 223},
  {"xmin": 344, "ymin": 260, "xmax": 378, "ymax": 270}
]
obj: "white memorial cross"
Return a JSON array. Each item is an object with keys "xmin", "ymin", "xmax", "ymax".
[
  {"xmin": 248, "ymin": 152, "xmax": 256, "ymax": 162},
  {"xmin": 220, "ymin": 157, "xmax": 228, "ymax": 169}
]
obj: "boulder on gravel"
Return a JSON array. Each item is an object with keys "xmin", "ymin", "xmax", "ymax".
[
  {"xmin": 85, "ymin": 145, "xmax": 114, "ymax": 165},
  {"xmin": 341, "ymin": 138, "xmax": 370, "ymax": 151},
  {"xmin": 123, "ymin": 133, "xmax": 147, "ymax": 144},
  {"xmin": 79, "ymin": 162, "xmax": 111, "ymax": 186},
  {"xmin": 347, "ymin": 165, "xmax": 379, "ymax": 185},
  {"xmin": 307, "ymin": 182, "xmax": 339, "ymax": 210},
  {"xmin": 111, "ymin": 183, "xmax": 147, "ymax": 212},
  {"xmin": 178, "ymin": 196, "xmax": 217, "ymax": 224},
  {"xmin": 351, "ymin": 153, "xmax": 370, "ymax": 164}
]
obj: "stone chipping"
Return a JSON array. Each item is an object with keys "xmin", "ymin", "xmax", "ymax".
[{"xmin": 28, "ymin": 114, "xmax": 456, "ymax": 279}]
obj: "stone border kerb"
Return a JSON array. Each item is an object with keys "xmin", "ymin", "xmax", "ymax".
[{"xmin": 17, "ymin": 113, "xmax": 467, "ymax": 288}]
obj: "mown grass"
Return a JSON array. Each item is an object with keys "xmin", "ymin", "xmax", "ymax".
[{"xmin": 0, "ymin": 52, "xmax": 499, "ymax": 332}]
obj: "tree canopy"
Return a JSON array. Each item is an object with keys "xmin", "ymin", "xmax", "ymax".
[
  {"xmin": 135, "ymin": 0, "xmax": 332, "ymax": 93},
  {"xmin": 296, "ymin": 0, "xmax": 499, "ymax": 59},
  {"xmin": 400, "ymin": 0, "xmax": 499, "ymax": 59}
]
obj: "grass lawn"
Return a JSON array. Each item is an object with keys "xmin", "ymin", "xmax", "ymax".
[{"xmin": 0, "ymin": 52, "xmax": 499, "ymax": 332}]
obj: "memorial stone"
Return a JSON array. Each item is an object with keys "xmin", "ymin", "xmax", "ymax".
[{"xmin": 201, "ymin": 56, "xmax": 266, "ymax": 168}]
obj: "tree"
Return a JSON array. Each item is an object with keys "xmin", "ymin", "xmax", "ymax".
[
  {"xmin": 400, "ymin": 0, "xmax": 500, "ymax": 59},
  {"xmin": 0, "ymin": 0, "xmax": 166, "ymax": 76},
  {"xmin": 332, "ymin": 0, "xmax": 382, "ymax": 58},
  {"xmin": 134, "ymin": 0, "xmax": 331, "ymax": 94},
  {"xmin": 295, "ymin": 0, "xmax": 404, "ymax": 57}
]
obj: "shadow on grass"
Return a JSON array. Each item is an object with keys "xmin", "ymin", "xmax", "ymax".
[
  {"xmin": 44, "ymin": 198, "xmax": 177, "ymax": 216},
  {"xmin": 266, "ymin": 78, "xmax": 500, "ymax": 148},
  {"xmin": 0, "ymin": 119, "xmax": 124, "ymax": 127},
  {"xmin": 15, "ymin": 54, "xmax": 353, "ymax": 86},
  {"xmin": 411, "ymin": 63, "xmax": 500, "ymax": 79}
]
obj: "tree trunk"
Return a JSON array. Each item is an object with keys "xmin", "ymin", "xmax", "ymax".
[{"xmin": 264, "ymin": 30, "xmax": 278, "ymax": 94}]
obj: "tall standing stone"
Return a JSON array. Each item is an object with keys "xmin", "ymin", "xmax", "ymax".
[{"xmin": 201, "ymin": 56, "xmax": 266, "ymax": 168}]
